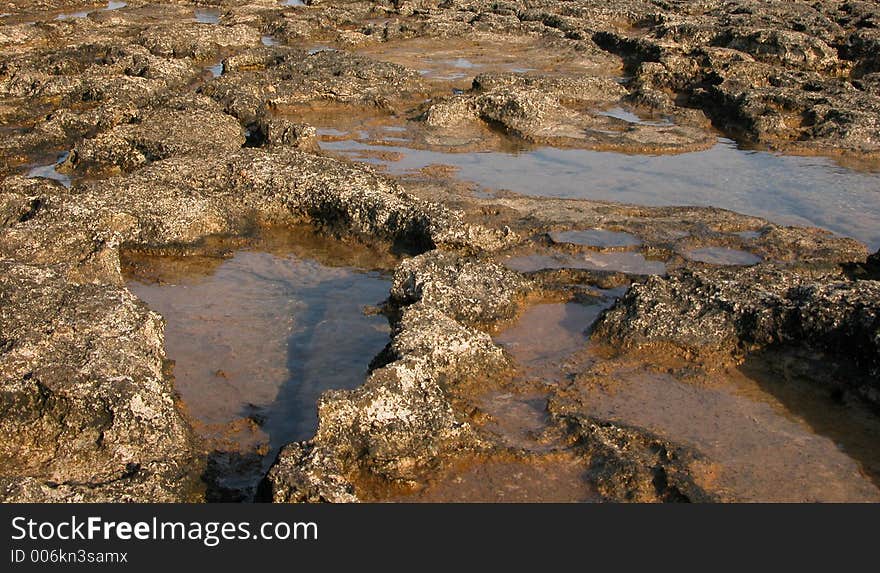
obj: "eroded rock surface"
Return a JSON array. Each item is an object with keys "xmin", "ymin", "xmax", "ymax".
[
  {"xmin": 594, "ymin": 264, "xmax": 880, "ymax": 404},
  {"xmin": 2, "ymin": 0, "xmax": 879, "ymax": 503}
]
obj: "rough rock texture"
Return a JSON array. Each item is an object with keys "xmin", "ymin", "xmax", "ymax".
[
  {"xmin": 424, "ymin": 72, "xmax": 715, "ymax": 152},
  {"xmin": 390, "ymin": 251, "xmax": 530, "ymax": 326},
  {"xmin": 550, "ymin": 411, "xmax": 717, "ymax": 502},
  {"xmin": 137, "ymin": 21, "xmax": 261, "ymax": 59},
  {"xmin": 65, "ymin": 104, "xmax": 246, "ymax": 173},
  {"xmin": 203, "ymin": 46, "xmax": 427, "ymax": 126},
  {"xmin": 3, "ymin": 0, "xmax": 880, "ymax": 503},
  {"xmin": 263, "ymin": 255, "xmax": 522, "ymax": 501},
  {"xmin": 594, "ymin": 265, "xmax": 880, "ymax": 403},
  {"xmin": 0, "ymin": 261, "xmax": 200, "ymax": 502},
  {"xmin": 0, "ymin": 145, "xmax": 508, "ymax": 502}
]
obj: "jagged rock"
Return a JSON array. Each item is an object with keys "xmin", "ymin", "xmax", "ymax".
[
  {"xmin": 390, "ymin": 251, "xmax": 529, "ymax": 327},
  {"xmin": 593, "ymin": 265, "xmax": 880, "ymax": 403},
  {"xmin": 0, "ymin": 261, "xmax": 201, "ymax": 502},
  {"xmin": 549, "ymin": 412, "xmax": 717, "ymax": 503},
  {"xmin": 66, "ymin": 107, "xmax": 245, "ymax": 172}
]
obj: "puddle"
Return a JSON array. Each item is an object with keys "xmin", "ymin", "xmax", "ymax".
[
  {"xmin": 55, "ymin": 9, "xmax": 90, "ymax": 21},
  {"xmin": 355, "ymin": 36, "xmax": 617, "ymax": 87},
  {"xmin": 280, "ymin": 0, "xmax": 305, "ymax": 6},
  {"xmin": 736, "ymin": 230, "xmax": 763, "ymax": 240},
  {"xmin": 123, "ymin": 227, "xmax": 395, "ymax": 498},
  {"xmin": 477, "ymin": 393, "xmax": 552, "ymax": 451},
  {"xmin": 261, "ymin": 35, "xmax": 279, "ymax": 47},
  {"xmin": 576, "ymin": 361, "xmax": 880, "ymax": 501},
  {"xmin": 323, "ymin": 138, "xmax": 880, "ymax": 250},
  {"xmin": 685, "ymin": 246, "xmax": 762, "ymax": 266},
  {"xmin": 492, "ymin": 299, "xmax": 880, "ymax": 501},
  {"xmin": 26, "ymin": 152, "xmax": 72, "ymax": 188},
  {"xmin": 392, "ymin": 455, "xmax": 600, "ymax": 502},
  {"xmin": 206, "ymin": 62, "xmax": 224, "ymax": 78},
  {"xmin": 194, "ymin": 8, "xmax": 220, "ymax": 24},
  {"xmin": 495, "ymin": 302, "xmax": 608, "ymax": 378},
  {"xmin": 421, "ymin": 299, "xmax": 622, "ymax": 502},
  {"xmin": 596, "ymin": 106, "xmax": 671, "ymax": 127},
  {"xmin": 549, "ymin": 229, "xmax": 641, "ymax": 248},
  {"xmin": 418, "ymin": 58, "xmax": 479, "ymax": 80},
  {"xmin": 504, "ymin": 252, "xmax": 666, "ymax": 275},
  {"xmin": 307, "ymin": 46, "xmax": 333, "ymax": 55}
]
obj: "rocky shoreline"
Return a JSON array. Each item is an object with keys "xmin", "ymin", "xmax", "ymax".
[{"xmin": 2, "ymin": 0, "xmax": 879, "ymax": 502}]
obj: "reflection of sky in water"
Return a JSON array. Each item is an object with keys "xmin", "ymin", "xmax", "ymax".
[
  {"xmin": 128, "ymin": 248, "xmax": 390, "ymax": 495},
  {"xmin": 56, "ymin": 1, "xmax": 127, "ymax": 19},
  {"xmin": 686, "ymin": 247, "xmax": 763, "ymax": 266},
  {"xmin": 324, "ymin": 138, "xmax": 880, "ymax": 249},
  {"xmin": 26, "ymin": 152, "xmax": 71, "ymax": 187},
  {"xmin": 596, "ymin": 106, "xmax": 672, "ymax": 127},
  {"xmin": 194, "ymin": 8, "xmax": 220, "ymax": 24},
  {"xmin": 129, "ymin": 250, "xmax": 390, "ymax": 444},
  {"xmin": 549, "ymin": 228, "xmax": 641, "ymax": 247},
  {"xmin": 55, "ymin": 9, "xmax": 89, "ymax": 20},
  {"xmin": 504, "ymin": 252, "xmax": 667, "ymax": 275}
]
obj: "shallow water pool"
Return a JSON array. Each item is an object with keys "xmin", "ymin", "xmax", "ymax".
[
  {"xmin": 324, "ymin": 138, "xmax": 880, "ymax": 250},
  {"xmin": 124, "ymin": 228, "xmax": 394, "ymax": 497}
]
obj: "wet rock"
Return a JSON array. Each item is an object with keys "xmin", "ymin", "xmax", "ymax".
[
  {"xmin": 865, "ymin": 249, "xmax": 880, "ymax": 275},
  {"xmin": 264, "ymin": 254, "xmax": 521, "ymax": 501},
  {"xmin": 263, "ymin": 313, "xmax": 497, "ymax": 500},
  {"xmin": 0, "ymin": 192, "xmax": 42, "ymax": 227},
  {"xmin": 1, "ymin": 138, "xmax": 512, "ymax": 501},
  {"xmin": 424, "ymin": 72, "xmax": 714, "ymax": 152},
  {"xmin": 4, "ymin": 0, "xmax": 880, "ymax": 504},
  {"xmin": 0, "ymin": 39, "xmax": 202, "ymax": 170},
  {"xmin": 472, "ymin": 72, "xmax": 628, "ymax": 105},
  {"xmin": 256, "ymin": 116, "xmax": 318, "ymax": 149},
  {"xmin": 717, "ymin": 28, "xmax": 842, "ymax": 73},
  {"xmin": 590, "ymin": 1, "xmax": 880, "ymax": 160},
  {"xmin": 593, "ymin": 265, "xmax": 880, "ymax": 403},
  {"xmin": 261, "ymin": 442, "xmax": 358, "ymax": 503},
  {"xmin": 379, "ymin": 303, "xmax": 512, "ymax": 384},
  {"xmin": 0, "ymin": 41, "xmax": 196, "ymax": 104},
  {"xmin": 551, "ymin": 412, "xmax": 716, "ymax": 502}
]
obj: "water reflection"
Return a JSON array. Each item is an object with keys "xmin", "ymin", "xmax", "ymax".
[{"xmin": 323, "ymin": 138, "xmax": 880, "ymax": 249}]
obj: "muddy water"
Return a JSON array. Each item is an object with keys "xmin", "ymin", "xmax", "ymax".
[
  {"xmin": 323, "ymin": 137, "xmax": 880, "ymax": 249},
  {"xmin": 355, "ymin": 36, "xmax": 616, "ymax": 89},
  {"xmin": 412, "ymin": 300, "xmax": 616, "ymax": 502},
  {"xmin": 491, "ymin": 300, "xmax": 880, "ymax": 501},
  {"xmin": 577, "ymin": 364, "xmax": 880, "ymax": 501},
  {"xmin": 388, "ymin": 302, "xmax": 611, "ymax": 501},
  {"xmin": 494, "ymin": 302, "xmax": 607, "ymax": 378},
  {"xmin": 393, "ymin": 454, "xmax": 600, "ymax": 503},
  {"xmin": 685, "ymin": 246, "xmax": 762, "ymax": 266},
  {"xmin": 123, "ymin": 227, "xmax": 395, "ymax": 498}
]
